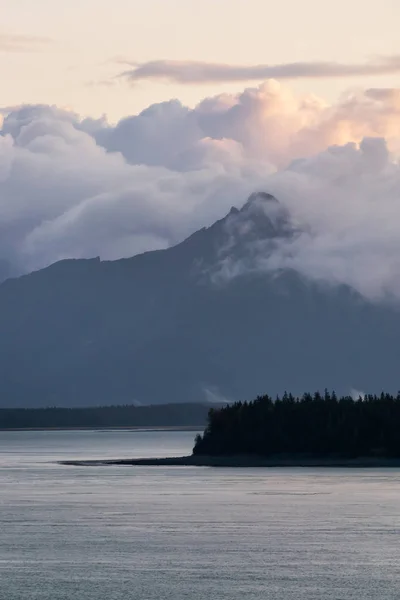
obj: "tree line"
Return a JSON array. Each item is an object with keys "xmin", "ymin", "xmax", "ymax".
[
  {"xmin": 193, "ymin": 391, "xmax": 400, "ymax": 458},
  {"xmin": 0, "ymin": 403, "xmax": 210, "ymax": 429}
]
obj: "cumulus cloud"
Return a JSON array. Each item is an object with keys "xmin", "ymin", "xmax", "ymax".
[
  {"xmin": 90, "ymin": 81, "xmax": 400, "ymax": 167},
  {"xmin": 0, "ymin": 33, "xmax": 52, "ymax": 52},
  {"xmin": 1, "ymin": 79, "xmax": 400, "ymax": 302},
  {"xmin": 119, "ymin": 56, "xmax": 400, "ymax": 85}
]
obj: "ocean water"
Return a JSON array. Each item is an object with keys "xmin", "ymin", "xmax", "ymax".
[{"xmin": 1, "ymin": 430, "xmax": 400, "ymax": 599}]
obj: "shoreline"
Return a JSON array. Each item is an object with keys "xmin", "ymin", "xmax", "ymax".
[
  {"xmin": 59, "ymin": 455, "xmax": 400, "ymax": 468},
  {"xmin": 0, "ymin": 425, "xmax": 203, "ymax": 432}
]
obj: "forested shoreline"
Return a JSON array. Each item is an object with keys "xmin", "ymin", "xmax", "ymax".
[
  {"xmin": 193, "ymin": 392, "xmax": 400, "ymax": 458},
  {"xmin": 0, "ymin": 403, "xmax": 211, "ymax": 430}
]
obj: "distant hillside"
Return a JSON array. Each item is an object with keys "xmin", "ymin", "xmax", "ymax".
[
  {"xmin": 1, "ymin": 192, "xmax": 400, "ymax": 408},
  {"xmin": 0, "ymin": 260, "xmax": 17, "ymax": 284},
  {"xmin": 0, "ymin": 403, "xmax": 213, "ymax": 429}
]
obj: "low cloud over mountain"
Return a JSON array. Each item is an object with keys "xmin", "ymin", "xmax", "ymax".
[{"xmin": 1, "ymin": 80, "xmax": 400, "ymax": 300}]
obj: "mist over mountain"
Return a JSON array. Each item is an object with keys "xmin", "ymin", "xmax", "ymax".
[
  {"xmin": 1, "ymin": 191, "xmax": 400, "ymax": 408},
  {"xmin": 2, "ymin": 84, "xmax": 400, "ymax": 302}
]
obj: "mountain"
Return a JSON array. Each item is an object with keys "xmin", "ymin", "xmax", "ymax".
[
  {"xmin": 0, "ymin": 260, "xmax": 18, "ymax": 284},
  {"xmin": 0, "ymin": 192, "xmax": 400, "ymax": 408}
]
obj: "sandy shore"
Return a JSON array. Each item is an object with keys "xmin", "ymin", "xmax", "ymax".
[{"xmin": 60, "ymin": 455, "xmax": 400, "ymax": 468}]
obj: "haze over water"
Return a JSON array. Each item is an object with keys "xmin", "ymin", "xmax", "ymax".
[{"xmin": 1, "ymin": 429, "xmax": 400, "ymax": 599}]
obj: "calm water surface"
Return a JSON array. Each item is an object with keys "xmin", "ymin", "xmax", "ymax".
[{"xmin": 1, "ymin": 429, "xmax": 400, "ymax": 599}]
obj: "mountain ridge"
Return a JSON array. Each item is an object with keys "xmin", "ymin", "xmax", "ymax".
[{"xmin": 0, "ymin": 192, "xmax": 399, "ymax": 408}]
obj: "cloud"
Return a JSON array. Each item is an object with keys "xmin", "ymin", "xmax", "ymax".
[
  {"xmin": 365, "ymin": 88, "xmax": 400, "ymax": 106},
  {"xmin": 0, "ymin": 102, "xmax": 267, "ymax": 274},
  {"xmin": 214, "ymin": 137, "xmax": 400, "ymax": 301},
  {"xmin": 1, "ymin": 80, "xmax": 400, "ymax": 302},
  {"xmin": 91, "ymin": 82, "xmax": 400, "ymax": 168},
  {"xmin": 119, "ymin": 56, "xmax": 400, "ymax": 85},
  {"xmin": 0, "ymin": 33, "xmax": 52, "ymax": 53},
  {"xmin": 350, "ymin": 389, "xmax": 366, "ymax": 400},
  {"xmin": 202, "ymin": 386, "xmax": 231, "ymax": 405}
]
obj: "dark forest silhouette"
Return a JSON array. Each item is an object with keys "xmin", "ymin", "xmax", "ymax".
[{"xmin": 193, "ymin": 391, "xmax": 400, "ymax": 458}]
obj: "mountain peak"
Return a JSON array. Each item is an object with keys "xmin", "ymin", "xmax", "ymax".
[
  {"xmin": 242, "ymin": 191, "xmax": 278, "ymax": 210},
  {"xmin": 222, "ymin": 191, "xmax": 293, "ymax": 246}
]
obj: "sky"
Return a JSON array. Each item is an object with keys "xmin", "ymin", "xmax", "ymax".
[
  {"xmin": 1, "ymin": 0, "xmax": 400, "ymax": 120},
  {"xmin": 1, "ymin": 0, "xmax": 400, "ymax": 301}
]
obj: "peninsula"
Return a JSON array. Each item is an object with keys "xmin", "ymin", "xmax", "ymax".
[{"xmin": 61, "ymin": 391, "xmax": 400, "ymax": 467}]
